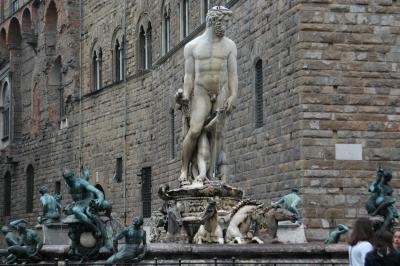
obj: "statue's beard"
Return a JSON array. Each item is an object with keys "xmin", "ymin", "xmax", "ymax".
[{"xmin": 213, "ymin": 22, "xmax": 225, "ymax": 38}]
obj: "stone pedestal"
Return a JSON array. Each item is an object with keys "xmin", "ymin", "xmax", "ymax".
[
  {"xmin": 277, "ymin": 221, "xmax": 307, "ymax": 244},
  {"xmin": 37, "ymin": 223, "xmax": 70, "ymax": 245},
  {"xmin": 157, "ymin": 182, "xmax": 243, "ymax": 243}
]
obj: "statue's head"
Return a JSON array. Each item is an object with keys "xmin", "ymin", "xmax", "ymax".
[
  {"xmin": 133, "ymin": 216, "xmax": 144, "ymax": 227},
  {"xmin": 11, "ymin": 220, "xmax": 28, "ymax": 232},
  {"xmin": 0, "ymin": 225, "xmax": 11, "ymax": 234},
  {"xmin": 206, "ymin": 6, "xmax": 232, "ymax": 38},
  {"xmin": 39, "ymin": 186, "xmax": 49, "ymax": 195},
  {"xmin": 62, "ymin": 168, "xmax": 74, "ymax": 180},
  {"xmin": 383, "ymin": 170, "xmax": 392, "ymax": 182}
]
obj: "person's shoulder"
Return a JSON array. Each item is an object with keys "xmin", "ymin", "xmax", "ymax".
[
  {"xmin": 223, "ymin": 37, "xmax": 236, "ymax": 48},
  {"xmin": 185, "ymin": 37, "xmax": 200, "ymax": 50}
]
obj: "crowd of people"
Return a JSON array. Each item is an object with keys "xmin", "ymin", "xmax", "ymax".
[{"xmin": 348, "ymin": 217, "xmax": 400, "ymax": 266}]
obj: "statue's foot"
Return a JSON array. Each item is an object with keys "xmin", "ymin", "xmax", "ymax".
[
  {"xmin": 194, "ymin": 175, "xmax": 208, "ymax": 183},
  {"xmin": 179, "ymin": 174, "xmax": 191, "ymax": 186}
]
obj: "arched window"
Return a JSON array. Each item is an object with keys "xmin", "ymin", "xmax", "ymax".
[
  {"xmin": 180, "ymin": 0, "xmax": 189, "ymax": 39},
  {"xmin": 21, "ymin": 8, "xmax": 32, "ymax": 33},
  {"xmin": 139, "ymin": 26, "xmax": 145, "ymax": 70},
  {"xmin": 0, "ymin": 29, "xmax": 8, "ymax": 66},
  {"xmin": 44, "ymin": 1, "xmax": 57, "ymax": 54},
  {"xmin": 26, "ymin": 165, "xmax": 34, "ymax": 213},
  {"xmin": 8, "ymin": 17, "xmax": 22, "ymax": 48},
  {"xmin": 3, "ymin": 171, "xmax": 11, "ymax": 216},
  {"xmin": 146, "ymin": 23, "xmax": 152, "ymax": 69},
  {"xmin": 115, "ymin": 38, "xmax": 124, "ymax": 82},
  {"xmin": 92, "ymin": 49, "xmax": 102, "ymax": 90},
  {"xmin": 2, "ymin": 81, "xmax": 10, "ymax": 139},
  {"xmin": 254, "ymin": 59, "xmax": 263, "ymax": 128},
  {"xmin": 162, "ymin": 7, "xmax": 171, "ymax": 55},
  {"xmin": 139, "ymin": 24, "xmax": 152, "ymax": 70}
]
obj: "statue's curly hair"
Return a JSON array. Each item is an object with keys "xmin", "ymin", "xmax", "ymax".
[{"xmin": 206, "ymin": 6, "xmax": 232, "ymax": 27}]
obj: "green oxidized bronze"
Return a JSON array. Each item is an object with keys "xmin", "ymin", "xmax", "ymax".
[
  {"xmin": 37, "ymin": 186, "xmax": 62, "ymax": 224},
  {"xmin": 271, "ymin": 187, "xmax": 302, "ymax": 220},
  {"xmin": 0, "ymin": 226, "xmax": 19, "ymax": 263},
  {"xmin": 105, "ymin": 216, "xmax": 147, "ymax": 264},
  {"xmin": 6, "ymin": 220, "xmax": 42, "ymax": 264},
  {"xmin": 324, "ymin": 224, "xmax": 349, "ymax": 244},
  {"xmin": 62, "ymin": 168, "xmax": 112, "ymax": 259},
  {"xmin": 365, "ymin": 164, "xmax": 399, "ymax": 232}
]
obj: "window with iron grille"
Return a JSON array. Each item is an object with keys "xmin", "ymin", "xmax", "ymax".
[
  {"xmin": 26, "ymin": 165, "xmax": 34, "ymax": 213},
  {"xmin": 4, "ymin": 172, "xmax": 11, "ymax": 216},
  {"xmin": 255, "ymin": 59, "xmax": 263, "ymax": 128},
  {"xmin": 141, "ymin": 167, "xmax": 152, "ymax": 218}
]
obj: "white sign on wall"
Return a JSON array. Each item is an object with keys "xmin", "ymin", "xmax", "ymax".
[{"xmin": 335, "ymin": 144, "xmax": 362, "ymax": 160}]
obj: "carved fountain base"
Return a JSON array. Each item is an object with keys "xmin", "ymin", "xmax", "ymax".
[{"xmin": 156, "ymin": 181, "xmax": 243, "ymax": 243}]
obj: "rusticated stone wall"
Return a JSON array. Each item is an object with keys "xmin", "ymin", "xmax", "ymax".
[{"xmin": 1, "ymin": 0, "xmax": 400, "ymax": 243}]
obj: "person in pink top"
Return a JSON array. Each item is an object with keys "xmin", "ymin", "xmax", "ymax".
[{"xmin": 348, "ymin": 217, "xmax": 374, "ymax": 266}]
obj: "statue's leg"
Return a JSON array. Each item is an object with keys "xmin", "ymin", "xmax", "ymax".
[
  {"xmin": 105, "ymin": 250, "xmax": 125, "ymax": 265},
  {"xmin": 6, "ymin": 254, "xmax": 16, "ymax": 264},
  {"xmin": 72, "ymin": 206, "xmax": 98, "ymax": 233},
  {"xmin": 195, "ymin": 132, "xmax": 210, "ymax": 182},
  {"xmin": 180, "ymin": 92, "xmax": 211, "ymax": 184},
  {"xmin": 7, "ymin": 246, "xmax": 30, "ymax": 259},
  {"xmin": 225, "ymin": 225, "xmax": 242, "ymax": 244}
]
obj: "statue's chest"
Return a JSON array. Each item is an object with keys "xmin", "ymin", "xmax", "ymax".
[
  {"xmin": 194, "ymin": 43, "xmax": 228, "ymax": 60},
  {"xmin": 127, "ymin": 228, "xmax": 137, "ymax": 239}
]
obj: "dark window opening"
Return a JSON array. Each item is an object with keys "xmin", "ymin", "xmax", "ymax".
[
  {"xmin": 115, "ymin": 157, "xmax": 123, "ymax": 182},
  {"xmin": 163, "ymin": 11, "xmax": 170, "ymax": 54},
  {"xmin": 115, "ymin": 39, "xmax": 124, "ymax": 82},
  {"xmin": 146, "ymin": 23, "xmax": 152, "ymax": 69},
  {"xmin": 255, "ymin": 59, "xmax": 264, "ymax": 128},
  {"xmin": 141, "ymin": 167, "xmax": 152, "ymax": 218},
  {"xmin": 92, "ymin": 50, "xmax": 102, "ymax": 91},
  {"xmin": 202, "ymin": 0, "xmax": 209, "ymax": 22},
  {"xmin": 181, "ymin": 0, "xmax": 189, "ymax": 38},
  {"xmin": 3, "ymin": 82, "xmax": 10, "ymax": 139},
  {"xmin": 26, "ymin": 165, "xmax": 34, "ymax": 213},
  {"xmin": 55, "ymin": 181, "xmax": 61, "ymax": 194},
  {"xmin": 4, "ymin": 172, "xmax": 11, "ymax": 216}
]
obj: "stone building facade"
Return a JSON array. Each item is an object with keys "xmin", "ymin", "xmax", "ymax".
[{"xmin": 1, "ymin": 0, "xmax": 400, "ymax": 242}]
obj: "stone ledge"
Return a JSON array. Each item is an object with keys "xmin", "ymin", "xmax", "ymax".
[{"xmin": 40, "ymin": 243, "xmax": 348, "ymax": 261}]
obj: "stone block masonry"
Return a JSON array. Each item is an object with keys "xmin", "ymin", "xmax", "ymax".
[{"xmin": 1, "ymin": 0, "xmax": 400, "ymax": 243}]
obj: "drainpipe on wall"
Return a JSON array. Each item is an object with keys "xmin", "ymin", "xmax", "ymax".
[
  {"xmin": 123, "ymin": 0, "xmax": 128, "ymax": 226},
  {"xmin": 79, "ymin": 0, "xmax": 84, "ymax": 171}
]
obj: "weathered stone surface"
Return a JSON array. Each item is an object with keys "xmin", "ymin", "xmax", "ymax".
[{"xmin": 1, "ymin": 0, "xmax": 400, "ymax": 243}]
